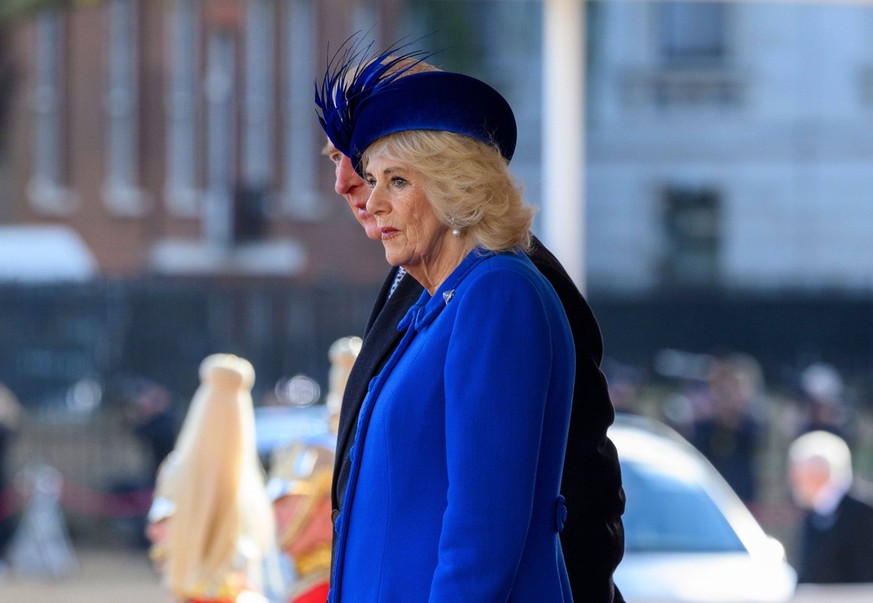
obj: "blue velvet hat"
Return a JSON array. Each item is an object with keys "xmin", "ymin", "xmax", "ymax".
[{"xmin": 315, "ymin": 40, "xmax": 517, "ymax": 174}]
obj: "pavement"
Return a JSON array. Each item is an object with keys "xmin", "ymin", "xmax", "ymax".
[
  {"xmin": 0, "ymin": 546, "xmax": 166, "ymax": 603},
  {"xmin": 3, "ymin": 546, "xmax": 873, "ymax": 603},
  {"xmin": 791, "ymin": 584, "xmax": 873, "ymax": 603}
]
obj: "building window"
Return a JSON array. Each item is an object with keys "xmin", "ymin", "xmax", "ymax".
[
  {"xmin": 104, "ymin": 0, "xmax": 148, "ymax": 216},
  {"xmin": 661, "ymin": 185, "xmax": 721, "ymax": 288},
  {"xmin": 659, "ymin": 2, "xmax": 727, "ymax": 66},
  {"xmin": 165, "ymin": 0, "xmax": 201, "ymax": 217},
  {"xmin": 282, "ymin": 0, "xmax": 321, "ymax": 219},
  {"xmin": 234, "ymin": 0, "xmax": 275, "ymax": 241},
  {"xmin": 243, "ymin": 0, "xmax": 274, "ymax": 190},
  {"xmin": 203, "ymin": 29, "xmax": 236, "ymax": 246},
  {"xmin": 28, "ymin": 9, "xmax": 77, "ymax": 214},
  {"xmin": 623, "ymin": 2, "xmax": 740, "ymax": 109}
]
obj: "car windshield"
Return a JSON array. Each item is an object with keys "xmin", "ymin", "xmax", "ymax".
[{"xmin": 621, "ymin": 459, "xmax": 747, "ymax": 553}]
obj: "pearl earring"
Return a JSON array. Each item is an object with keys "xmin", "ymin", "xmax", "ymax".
[{"xmin": 448, "ymin": 216, "xmax": 461, "ymax": 237}]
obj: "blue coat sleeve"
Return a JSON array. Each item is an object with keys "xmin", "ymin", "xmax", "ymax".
[{"xmin": 428, "ymin": 265, "xmax": 564, "ymax": 601}]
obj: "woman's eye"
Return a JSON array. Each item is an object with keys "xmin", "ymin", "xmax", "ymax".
[
  {"xmin": 391, "ymin": 177, "xmax": 407, "ymax": 188},
  {"xmin": 330, "ymin": 152, "xmax": 342, "ymax": 164},
  {"xmin": 365, "ymin": 178, "xmax": 377, "ymax": 188}
]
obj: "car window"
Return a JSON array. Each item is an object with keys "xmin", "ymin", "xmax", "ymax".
[{"xmin": 621, "ymin": 459, "xmax": 746, "ymax": 553}]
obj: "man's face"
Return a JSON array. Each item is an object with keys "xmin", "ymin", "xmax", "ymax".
[
  {"xmin": 789, "ymin": 458, "xmax": 830, "ymax": 510},
  {"xmin": 323, "ymin": 140, "xmax": 381, "ymax": 241}
]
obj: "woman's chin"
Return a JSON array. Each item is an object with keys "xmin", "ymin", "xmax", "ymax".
[{"xmin": 382, "ymin": 247, "xmax": 407, "ymax": 267}]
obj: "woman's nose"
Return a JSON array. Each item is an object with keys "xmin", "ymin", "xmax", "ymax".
[{"xmin": 365, "ymin": 184, "xmax": 385, "ymax": 215}]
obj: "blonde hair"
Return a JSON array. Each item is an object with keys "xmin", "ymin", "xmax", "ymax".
[
  {"xmin": 363, "ymin": 130, "xmax": 534, "ymax": 253},
  {"xmin": 165, "ymin": 354, "xmax": 275, "ymax": 599}
]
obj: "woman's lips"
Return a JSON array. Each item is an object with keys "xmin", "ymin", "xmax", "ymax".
[{"xmin": 380, "ymin": 226, "xmax": 399, "ymax": 240}]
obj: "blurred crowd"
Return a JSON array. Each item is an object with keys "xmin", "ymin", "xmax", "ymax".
[{"xmin": 605, "ymin": 351, "xmax": 869, "ymax": 501}]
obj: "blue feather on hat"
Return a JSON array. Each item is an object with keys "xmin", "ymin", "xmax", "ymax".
[{"xmin": 314, "ymin": 36, "xmax": 432, "ymax": 156}]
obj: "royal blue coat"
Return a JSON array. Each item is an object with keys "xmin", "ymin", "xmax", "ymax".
[{"xmin": 330, "ymin": 249, "xmax": 575, "ymax": 602}]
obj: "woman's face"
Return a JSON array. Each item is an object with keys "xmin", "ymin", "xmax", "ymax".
[{"xmin": 364, "ymin": 154, "xmax": 453, "ymax": 278}]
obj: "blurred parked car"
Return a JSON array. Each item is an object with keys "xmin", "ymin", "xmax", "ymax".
[
  {"xmin": 254, "ymin": 402, "xmax": 330, "ymax": 464},
  {"xmin": 611, "ymin": 413, "xmax": 797, "ymax": 603}
]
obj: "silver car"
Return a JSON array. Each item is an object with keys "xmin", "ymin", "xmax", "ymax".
[{"xmin": 610, "ymin": 413, "xmax": 797, "ymax": 603}]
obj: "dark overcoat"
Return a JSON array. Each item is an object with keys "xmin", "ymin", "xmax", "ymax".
[{"xmin": 797, "ymin": 481, "xmax": 873, "ymax": 583}]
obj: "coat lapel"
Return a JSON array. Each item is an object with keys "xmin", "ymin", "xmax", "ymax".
[{"xmin": 331, "ymin": 270, "xmax": 423, "ymax": 507}]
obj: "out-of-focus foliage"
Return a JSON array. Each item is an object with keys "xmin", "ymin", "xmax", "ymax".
[
  {"xmin": 0, "ymin": 0, "xmax": 101, "ymax": 22},
  {"xmin": 406, "ymin": 0, "xmax": 479, "ymax": 73}
]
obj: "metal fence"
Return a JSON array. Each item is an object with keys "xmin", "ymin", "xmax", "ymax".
[
  {"xmin": 3, "ymin": 279, "xmax": 873, "ymax": 548},
  {"xmin": 0, "ymin": 277, "xmax": 379, "ymax": 547},
  {"xmin": 592, "ymin": 291, "xmax": 873, "ymax": 404},
  {"xmin": 0, "ymin": 278, "xmax": 379, "ymax": 409}
]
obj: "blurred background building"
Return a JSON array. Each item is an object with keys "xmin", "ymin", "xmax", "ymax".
[
  {"xmin": 0, "ymin": 0, "xmax": 410, "ymax": 406},
  {"xmin": 0, "ymin": 0, "xmax": 405, "ymax": 282},
  {"xmin": 588, "ymin": 2, "xmax": 873, "ymax": 294},
  {"xmin": 583, "ymin": 0, "xmax": 873, "ymax": 399}
]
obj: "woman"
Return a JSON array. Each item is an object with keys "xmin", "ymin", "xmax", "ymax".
[{"xmin": 317, "ymin": 44, "xmax": 575, "ymax": 602}]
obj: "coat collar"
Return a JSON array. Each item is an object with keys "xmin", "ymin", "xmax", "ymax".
[{"xmin": 397, "ymin": 248, "xmax": 493, "ymax": 333}]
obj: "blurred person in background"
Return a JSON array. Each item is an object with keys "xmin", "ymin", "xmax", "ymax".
[
  {"xmin": 796, "ymin": 362, "xmax": 854, "ymax": 444},
  {"xmin": 603, "ymin": 359, "xmax": 644, "ymax": 415},
  {"xmin": 121, "ymin": 378, "xmax": 179, "ymax": 484},
  {"xmin": 268, "ymin": 443, "xmax": 332, "ymax": 603},
  {"xmin": 115, "ymin": 377, "xmax": 181, "ymax": 549},
  {"xmin": 266, "ymin": 336, "xmax": 360, "ymax": 603},
  {"xmin": 319, "ymin": 43, "xmax": 625, "ymax": 603},
  {"xmin": 788, "ymin": 429, "xmax": 873, "ymax": 584},
  {"xmin": 690, "ymin": 352, "xmax": 764, "ymax": 505},
  {"xmin": 145, "ymin": 452, "xmax": 179, "ymax": 575},
  {"xmin": 0, "ymin": 382, "xmax": 22, "ymax": 556},
  {"xmin": 6, "ymin": 462, "xmax": 77, "ymax": 580},
  {"xmin": 155, "ymin": 354, "xmax": 284, "ymax": 603}
]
